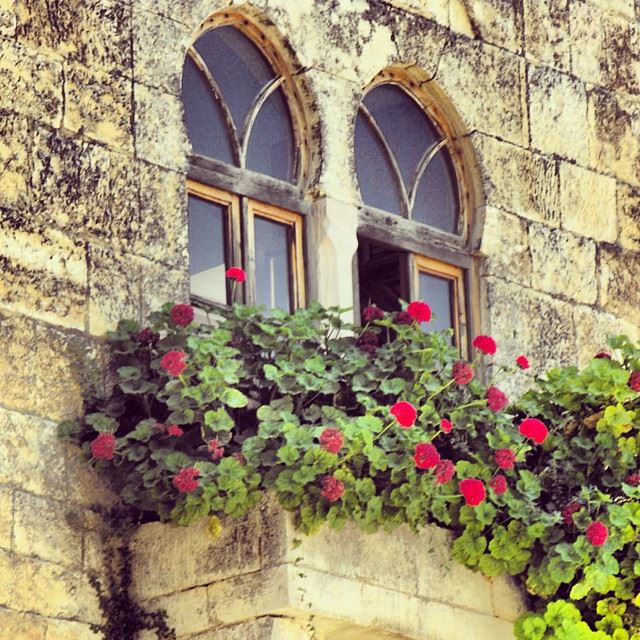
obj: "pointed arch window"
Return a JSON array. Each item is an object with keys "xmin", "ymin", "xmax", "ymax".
[
  {"xmin": 355, "ymin": 70, "xmax": 475, "ymax": 352},
  {"xmin": 181, "ymin": 14, "xmax": 309, "ymax": 311}
]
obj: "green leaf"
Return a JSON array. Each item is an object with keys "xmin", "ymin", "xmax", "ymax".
[{"xmin": 221, "ymin": 388, "xmax": 248, "ymax": 408}]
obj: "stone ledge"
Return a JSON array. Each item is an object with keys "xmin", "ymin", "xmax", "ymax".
[{"xmin": 131, "ymin": 501, "xmax": 526, "ymax": 639}]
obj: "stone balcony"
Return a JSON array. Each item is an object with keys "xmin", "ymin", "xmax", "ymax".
[{"xmin": 130, "ymin": 500, "xmax": 526, "ymax": 640}]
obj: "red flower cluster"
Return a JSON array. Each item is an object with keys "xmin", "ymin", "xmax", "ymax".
[
  {"xmin": 167, "ymin": 424, "xmax": 184, "ymax": 437},
  {"xmin": 435, "ymin": 459, "xmax": 455, "ymax": 484},
  {"xmin": 357, "ymin": 330, "xmax": 379, "ymax": 354},
  {"xmin": 516, "ymin": 355, "xmax": 530, "ymax": 370},
  {"xmin": 495, "ymin": 448, "xmax": 516, "ymax": 470},
  {"xmin": 208, "ymin": 438, "xmax": 224, "ymax": 461},
  {"xmin": 594, "ymin": 351, "xmax": 611, "ymax": 359},
  {"xmin": 393, "ymin": 310, "xmax": 413, "ymax": 325},
  {"xmin": 629, "ymin": 371, "xmax": 640, "ymax": 392},
  {"xmin": 562, "ymin": 501, "xmax": 582, "ymax": 526},
  {"xmin": 586, "ymin": 521, "xmax": 608, "ymax": 547},
  {"xmin": 440, "ymin": 418, "xmax": 453, "ymax": 434},
  {"xmin": 160, "ymin": 351, "xmax": 187, "ymax": 377},
  {"xmin": 625, "ymin": 473, "xmax": 640, "ymax": 486},
  {"xmin": 486, "ymin": 386, "xmax": 508, "ymax": 412},
  {"xmin": 390, "ymin": 401, "xmax": 417, "ymax": 428},
  {"xmin": 321, "ymin": 475, "xmax": 345, "ymax": 502},
  {"xmin": 472, "ymin": 335, "xmax": 497, "ymax": 355},
  {"xmin": 173, "ymin": 467, "xmax": 200, "ymax": 493},
  {"xmin": 519, "ymin": 418, "xmax": 548, "ymax": 444},
  {"xmin": 170, "ymin": 303, "xmax": 194, "ymax": 327},
  {"xmin": 459, "ymin": 478, "xmax": 486, "ymax": 506},
  {"xmin": 137, "ymin": 327, "xmax": 160, "ymax": 346},
  {"xmin": 319, "ymin": 428, "xmax": 344, "ymax": 454},
  {"xmin": 407, "ymin": 301, "xmax": 432, "ymax": 323},
  {"xmin": 490, "ymin": 474, "xmax": 507, "ymax": 495},
  {"xmin": 414, "ymin": 443, "xmax": 440, "ymax": 470},
  {"xmin": 225, "ymin": 266, "xmax": 246, "ymax": 282},
  {"xmin": 90, "ymin": 433, "xmax": 116, "ymax": 460},
  {"xmin": 452, "ymin": 361, "xmax": 474, "ymax": 385},
  {"xmin": 361, "ymin": 304, "xmax": 384, "ymax": 323}
]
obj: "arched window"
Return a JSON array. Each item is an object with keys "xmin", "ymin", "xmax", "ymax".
[
  {"xmin": 181, "ymin": 13, "xmax": 309, "ymax": 311},
  {"xmin": 354, "ymin": 69, "xmax": 475, "ymax": 351}
]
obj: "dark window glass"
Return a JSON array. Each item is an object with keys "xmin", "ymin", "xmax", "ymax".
[
  {"xmin": 246, "ymin": 87, "xmax": 296, "ymax": 183},
  {"xmin": 194, "ymin": 26, "xmax": 274, "ymax": 134},
  {"xmin": 357, "ymin": 239, "xmax": 404, "ymax": 313},
  {"xmin": 254, "ymin": 216, "xmax": 291, "ymax": 311},
  {"xmin": 363, "ymin": 85, "xmax": 438, "ymax": 187},
  {"xmin": 188, "ymin": 195, "xmax": 228, "ymax": 304},
  {"xmin": 182, "ymin": 56, "xmax": 234, "ymax": 164},
  {"xmin": 412, "ymin": 151, "xmax": 459, "ymax": 233},
  {"xmin": 419, "ymin": 271, "xmax": 454, "ymax": 338},
  {"xmin": 355, "ymin": 111, "xmax": 403, "ymax": 216}
]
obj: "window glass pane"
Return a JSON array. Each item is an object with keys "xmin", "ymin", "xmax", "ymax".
[
  {"xmin": 254, "ymin": 216, "xmax": 291, "ymax": 311},
  {"xmin": 355, "ymin": 111, "xmax": 403, "ymax": 215},
  {"xmin": 194, "ymin": 26, "xmax": 275, "ymax": 133},
  {"xmin": 247, "ymin": 87, "xmax": 296, "ymax": 183},
  {"xmin": 188, "ymin": 194, "xmax": 227, "ymax": 304},
  {"xmin": 412, "ymin": 149, "xmax": 459, "ymax": 233},
  {"xmin": 363, "ymin": 85, "xmax": 439, "ymax": 188},
  {"xmin": 182, "ymin": 56, "xmax": 234, "ymax": 163},
  {"xmin": 419, "ymin": 271, "xmax": 454, "ymax": 339}
]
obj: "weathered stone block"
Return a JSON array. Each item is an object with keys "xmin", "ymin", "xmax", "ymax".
[
  {"xmin": 588, "ymin": 88, "xmax": 640, "ymax": 186},
  {"xmin": 134, "ymin": 82, "xmax": 189, "ymax": 172},
  {"xmin": 599, "ymin": 245, "xmax": 640, "ymax": 325},
  {"xmin": 189, "ymin": 617, "xmax": 306, "ymax": 640},
  {"xmin": 523, "ymin": 0, "xmax": 571, "ymax": 71},
  {"xmin": 529, "ymin": 223, "xmax": 597, "ymax": 304},
  {"xmin": 0, "ymin": 487, "xmax": 12, "ymax": 550},
  {"xmin": 587, "ymin": 0, "xmax": 635, "ymax": 19},
  {"xmin": 64, "ymin": 63, "xmax": 133, "ymax": 150},
  {"xmin": 0, "ymin": 40, "xmax": 62, "ymax": 126},
  {"xmin": 0, "ymin": 549, "xmax": 101, "ymax": 622},
  {"xmin": 479, "ymin": 207, "xmax": 531, "ymax": 286},
  {"xmin": 464, "ymin": 0, "xmax": 523, "ymax": 52},
  {"xmin": 472, "ymin": 133, "xmax": 560, "ymax": 225},
  {"xmin": 529, "ymin": 64, "xmax": 589, "ymax": 165},
  {"xmin": 437, "ymin": 38, "xmax": 526, "ymax": 146},
  {"xmin": 0, "ymin": 607, "xmax": 46, "ymax": 640},
  {"xmin": 0, "ymin": 0, "xmax": 16, "ymax": 37},
  {"xmin": 45, "ymin": 619, "xmax": 102, "ymax": 640},
  {"xmin": 148, "ymin": 587, "xmax": 210, "ymax": 637},
  {"xmin": 559, "ymin": 162, "xmax": 617, "ymax": 242},
  {"xmin": 13, "ymin": 492, "xmax": 83, "ymax": 567},
  {"xmin": 570, "ymin": 2, "xmax": 639, "ymax": 95},
  {"xmin": 618, "ymin": 183, "xmax": 640, "ymax": 252},
  {"xmin": 0, "ymin": 112, "xmax": 30, "ymax": 209},
  {"xmin": 484, "ymin": 276, "xmax": 577, "ymax": 371},
  {"xmin": 139, "ymin": 258, "xmax": 190, "ymax": 319},
  {"xmin": 133, "ymin": 9, "xmax": 189, "ymax": 95}
]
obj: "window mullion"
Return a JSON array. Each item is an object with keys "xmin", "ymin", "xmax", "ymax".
[{"xmin": 241, "ymin": 196, "xmax": 257, "ymax": 306}]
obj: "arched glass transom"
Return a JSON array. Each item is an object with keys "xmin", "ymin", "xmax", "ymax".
[
  {"xmin": 182, "ymin": 25, "xmax": 298, "ymax": 184},
  {"xmin": 355, "ymin": 84, "xmax": 459, "ymax": 234}
]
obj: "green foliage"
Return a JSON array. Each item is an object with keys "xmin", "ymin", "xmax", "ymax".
[{"xmin": 59, "ymin": 303, "xmax": 640, "ymax": 639}]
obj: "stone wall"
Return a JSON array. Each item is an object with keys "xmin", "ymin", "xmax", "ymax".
[{"xmin": 0, "ymin": 0, "xmax": 639, "ymax": 638}]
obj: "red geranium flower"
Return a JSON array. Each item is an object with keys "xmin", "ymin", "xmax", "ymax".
[
  {"xmin": 586, "ymin": 521, "xmax": 608, "ymax": 547},
  {"xmin": 393, "ymin": 310, "xmax": 413, "ymax": 325},
  {"xmin": 225, "ymin": 266, "xmax": 246, "ymax": 282},
  {"xmin": 160, "ymin": 350, "xmax": 187, "ymax": 377},
  {"xmin": 440, "ymin": 418, "xmax": 453, "ymax": 434},
  {"xmin": 414, "ymin": 443, "xmax": 440, "ymax": 470},
  {"xmin": 562, "ymin": 501, "xmax": 582, "ymax": 526},
  {"xmin": 173, "ymin": 467, "xmax": 200, "ymax": 493},
  {"xmin": 390, "ymin": 401, "xmax": 417, "ymax": 428},
  {"xmin": 472, "ymin": 335, "xmax": 497, "ymax": 355},
  {"xmin": 406, "ymin": 301, "xmax": 432, "ymax": 323},
  {"xmin": 208, "ymin": 439, "xmax": 224, "ymax": 461},
  {"xmin": 362, "ymin": 304, "xmax": 384, "ymax": 323},
  {"xmin": 137, "ymin": 327, "xmax": 160, "ymax": 346},
  {"xmin": 516, "ymin": 355, "xmax": 530, "ymax": 370},
  {"xmin": 90, "ymin": 433, "xmax": 116, "ymax": 460},
  {"xmin": 486, "ymin": 386, "xmax": 508, "ymax": 412},
  {"xmin": 495, "ymin": 448, "xmax": 516, "ymax": 470},
  {"xmin": 629, "ymin": 371, "xmax": 640, "ymax": 392},
  {"xmin": 625, "ymin": 473, "xmax": 640, "ymax": 486},
  {"xmin": 519, "ymin": 417, "xmax": 548, "ymax": 444},
  {"xmin": 490, "ymin": 474, "xmax": 507, "ymax": 495},
  {"xmin": 167, "ymin": 424, "xmax": 184, "ymax": 437},
  {"xmin": 459, "ymin": 478, "xmax": 486, "ymax": 506},
  {"xmin": 357, "ymin": 330, "xmax": 379, "ymax": 354},
  {"xmin": 452, "ymin": 361, "xmax": 474, "ymax": 385},
  {"xmin": 170, "ymin": 303, "xmax": 194, "ymax": 327},
  {"xmin": 594, "ymin": 352, "xmax": 611, "ymax": 359},
  {"xmin": 435, "ymin": 459, "xmax": 455, "ymax": 484},
  {"xmin": 319, "ymin": 428, "xmax": 344, "ymax": 454},
  {"xmin": 321, "ymin": 475, "xmax": 345, "ymax": 502}
]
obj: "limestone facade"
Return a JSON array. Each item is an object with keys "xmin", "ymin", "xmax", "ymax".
[{"xmin": 0, "ymin": 0, "xmax": 639, "ymax": 638}]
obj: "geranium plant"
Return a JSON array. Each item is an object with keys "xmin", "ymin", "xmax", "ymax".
[{"xmin": 59, "ymin": 282, "xmax": 640, "ymax": 640}]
